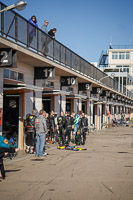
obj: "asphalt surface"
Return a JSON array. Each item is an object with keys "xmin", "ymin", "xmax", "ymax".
[{"xmin": 0, "ymin": 125, "xmax": 133, "ymax": 200}]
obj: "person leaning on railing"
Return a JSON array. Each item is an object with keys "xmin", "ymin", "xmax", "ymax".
[
  {"xmin": 28, "ymin": 15, "xmax": 38, "ymax": 46},
  {"xmin": 48, "ymin": 28, "xmax": 57, "ymax": 39}
]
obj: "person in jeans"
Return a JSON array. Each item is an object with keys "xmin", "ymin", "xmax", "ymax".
[{"xmin": 35, "ymin": 110, "xmax": 47, "ymax": 157}]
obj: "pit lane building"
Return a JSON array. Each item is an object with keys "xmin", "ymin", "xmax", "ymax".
[{"xmin": 0, "ymin": 2, "xmax": 133, "ymax": 149}]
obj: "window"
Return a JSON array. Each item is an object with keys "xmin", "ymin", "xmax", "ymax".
[
  {"xmin": 4, "ymin": 69, "xmax": 9, "ymax": 78},
  {"xmin": 104, "ymin": 68, "xmax": 119, "ymax": 72},
  {"xmin": 112, "ymin": 52, "xmax": 118, "ymax": 59},
  {"xmin": 126, "ymin": 52, "xmax": 130, "ymax": 59},
  {"xmin": 42, "ymin": 80, "xmax": 54, "ymax": 88},
  {"xmin": 4, "ymin": 69, "xmax": 24, "ymax": 82},
  {"xmin": 112, "ymin": 52, "xmax": 130, "ymax": 60},
  {"xmin": 119, "ymin": 52, "xmax": 125, "ymax": 59},
  {"xmin": 116, "ymin": 66, "xmax": 129, "ymax": 73},
  {"xmin": 18, "ymin": 72, "xmax": 24, "ymax": 82},
  {"xmin": 10, "ymin": 71, "xmax": 17, "ymax": 80}
]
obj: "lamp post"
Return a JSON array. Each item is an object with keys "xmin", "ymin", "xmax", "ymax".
[{"xmin": 0, "ymin": 1, "xmax": 27, "ymax": 13}]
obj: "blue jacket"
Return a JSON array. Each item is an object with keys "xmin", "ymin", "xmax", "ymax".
[
  {"xmin": 0, "ymin": 135, "xmax": 14, "ymax": 148},
  {"xmin": 28, "ymin": 18, "xmax": 38, "ymax": 37}
]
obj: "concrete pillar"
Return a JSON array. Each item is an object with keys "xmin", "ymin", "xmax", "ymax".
[
  {"xmin": 120, "ymin": 106, "xmax": 122, "ymax": 116},
  {"xmin": 116, "ymin": 106, "xmax": 119, "ymax": 120},
  {"xmin": 125, "ymin": 107, "xmax": 128, "ymax": 119},
  {"xmin": 54, "ymin": 95, "xmax": 60, "ymax": 116},
  {"xmin": 97, "ymin": 104, "xmax": 102, "ymax": 130},
  {"xmin": 0, "ymin": 69, "xmax": 3, "ymax": 135},
  {"xmin": 60, "ymin": 95, "xmax": 66, "ymax": 114},
  {"xmin": 74, "ymin": 99, "xmax": 82, "ymax": 114},
  {"xmin": 35, "ymin": 91, "xmax": 43, "ymax": 113},
  {"xmin": 87, "ymin": 101, "xmax": 91, "ymax": 126},
  {"xmin": 112, "ymin": 105, "xmax": 114, "ymax": 120},
  {"xmin": 25, "ymin": 92, "xmax": 34, "ymax": 115},
  {"xmin": 78, "ymin": 98, "xmax": 82, "ymax": 112},
  {"xmin": 123, "ymin": 106, "xmax": 125, "ymax": 114},
  {"xmin": 90, "ymin": 101, "xmax": 93, "ymax": 125}
]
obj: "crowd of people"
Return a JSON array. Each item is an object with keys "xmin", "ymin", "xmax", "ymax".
[
  {"xmin": 24, "ymin": 110, "xmax": 89, "ymax": 157},
  {"xmin": 28, "ymin": 16, "xmax": 57, "ymax": 55}
]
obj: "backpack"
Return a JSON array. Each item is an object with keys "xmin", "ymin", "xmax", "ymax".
[{"xmin": 25, "ymin": 114, "xmax": 36, "ymax": 132}]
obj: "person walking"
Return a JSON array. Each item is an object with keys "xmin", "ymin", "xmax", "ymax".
[{"xmin": 35, "ymin": 110, "xmax": 47, "ymax": 157}]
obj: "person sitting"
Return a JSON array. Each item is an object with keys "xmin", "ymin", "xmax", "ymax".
[
  {"xmin": 112, "ymin": 118, "xmax": 117, "ymax": 127},
  {"xmin": 0, "ymin": 135, "xmax": 19, "ymax": 179}
]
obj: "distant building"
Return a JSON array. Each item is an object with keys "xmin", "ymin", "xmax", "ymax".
[{"xmin": 99, "ymin": 45, "xmax": 133, "ymax": 97}]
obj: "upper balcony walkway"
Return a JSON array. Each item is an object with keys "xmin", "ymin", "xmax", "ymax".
[{"xmin": 0, "ymin": 2, "xmax": 132, "ymax": 100}]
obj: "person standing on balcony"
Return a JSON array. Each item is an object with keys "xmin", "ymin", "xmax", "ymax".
[
  {"xmin": 41, "ymin": 20, "xmax": 49, "ymax": 33},
  {"xmin": 28, "ymin": 15, "xmax": 38, "ymax": 46},
  {"xmin": 48, "ymin": 28, "xmax": 57, "ymax": 39},
  {"xmin": 41, "ymin": 20, "xmax": 49, "ymax": 56}
]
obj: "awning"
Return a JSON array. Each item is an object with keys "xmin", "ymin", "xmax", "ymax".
[
  {"xmin": 3, "ymin": 83, "xmax": 43, "ymax": 92},
  {"xmin": 113, "ymin": 103, "xmax": 124, "ymax": 106},
  {"xmin": 86, "ymin": 97, "xmax": 99, "ymax": 102},
  {"xmin": 125, "ymin": 105, "xmax": 132, "ymax": 108},
  {"xmin": 43, "ymin": 90, "xmax": 70, "ymax": 96},
  {"xmin": 66, "ymin": 94, "xmax": 87, "ymax": 99},
  {"xmin": 106, "ymin": 102, "xmax": 114, "ymax": 105},
  {"xmin": 94, "ymin": 101, "xmax": 107, "ymax": 104}
]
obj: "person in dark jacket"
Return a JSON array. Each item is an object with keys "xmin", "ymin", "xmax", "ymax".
[
  {"xmin": 49, "ymin": 111, "xmax": 56, "ymax": 144},
  {"xmin": 57, "ymin": 112, "xmax": 65, "ymax": 145},
  {"xmin": 48, "ymin": 28, "xmax": 57, "ymax": 39},
  {"xmin": 81, "ymin": 113, "xmax": 88, "ymax": 145},
  {"xmin": 25, "ymin": 110, "xmax": 37, "ymax": 154},
  {"xmin": 65, "ymin": 112, "xmax": 73, "ymax": 145}
]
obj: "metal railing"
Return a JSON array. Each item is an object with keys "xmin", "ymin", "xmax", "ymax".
[{"xmin": 0, "ymin": 2, "xmax": 132, "ymax": 99}]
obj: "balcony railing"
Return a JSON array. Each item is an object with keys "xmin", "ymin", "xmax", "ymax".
[{"xmin": 0, "ymin": 2, "xmax": 132, "ymax": 99}]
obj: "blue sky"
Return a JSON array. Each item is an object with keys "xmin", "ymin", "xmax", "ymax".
[{"xmin": 2, "ymin": 0, "xmax": 133, "ymax": 63}]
